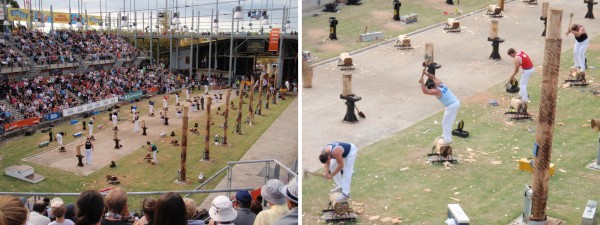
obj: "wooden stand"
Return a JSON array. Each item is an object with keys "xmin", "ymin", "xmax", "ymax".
[
  {"xmin": 142, "ymin": 120, "xmax": 147, "ymax": 135},
  {"xmin": 223, "ymin": 89, "xmax": 231, "ymax": 145},
  {"xmin": 488, "ymin": 20, "xmax": 504, "ymax": 60},
  {"xmin": 585, "ymin": 0, "xmax": 598, "ymax": 19}
]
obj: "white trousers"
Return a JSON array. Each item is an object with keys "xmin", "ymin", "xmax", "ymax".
[
  {"xmin": 149, "ymin": 105, "xmax": 154, "ymax": 114},
  {"xmin": 163, "ymin": 100, "xmax": 168, "ymax": 108},
  {"xmin": 152, "ymin": 151, "xmax": 158, "ymax": 163},
  {"xmin": 186, "ymin": 92, "xmax": 190, "ymax": 100},
  {"xmin": 88, "ymin": 126, "xmax": 93, "ymax": 137},
  {"xmin": 442, "ymin": 100, "xmax": 461, "ymax": 144},
  {"xmin": 329, "ymin": 144, "xmax": 358, "ymax": 196},
  {"xmin": 520, "ymin": 68, "xmax": 534, "ymax": 102},
  {"xmin": 175, "ymin": 96, "xmax": 179, "ymax": 104},
  {"xmin": 112, "ymin": 116, "xmax": 118, "ymax": 127},
  {"xmin": 204, "ymin": 85, "xmax": 209, "ymax": 94},
  {"xmin": 134, "ymin": 120, "xmax": 139, "ymax": 132},
  {"xmin": 85, "ymin": 148, "xmax": 93, "ymax": 164},
  {"xmin": 56, "ymin": 134, "xmax": 63, "ymax": 146},
  {"xmin": 574, "ymin": 39, "xmax": 589, "ymax": 71}
]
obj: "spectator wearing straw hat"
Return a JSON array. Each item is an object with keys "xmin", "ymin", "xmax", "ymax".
[
  {"xmin": 272, "ymin": 177, "xmax": 298, "ymax": 225},
  {"xmin": 253, "ymin": 180, "xmax": 289, "ymax": 225},
  {"xmin": 232, "ymin": 191, "xmax": 256, "ymax": 225},
  {"xmin": 208, "ymin": 195, "xmax": 238, "ymax": 225}
]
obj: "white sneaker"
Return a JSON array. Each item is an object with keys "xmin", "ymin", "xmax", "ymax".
[
  {"xmin": 335, "ymin": 193, "xmax": 349, "ymax": 203},
  {"xmin": 330, "ymin": 187, "xmax": 342, "ymax": 193}
]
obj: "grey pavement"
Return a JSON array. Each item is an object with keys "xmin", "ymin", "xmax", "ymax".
[
  {"xmin": 199, "ymin": 97, "xmax": 298, "ymax": 209},
  {"xmin": 303, "ymin": 0, "xmax": 596, "ymax": 171}
]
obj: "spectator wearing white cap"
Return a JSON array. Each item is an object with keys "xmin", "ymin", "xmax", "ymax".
[
  {"xmin": 208, "ymin": 195, "xmax": 238, "ymax": 225},
  {"xmin": 49, "ymin": 197, "xmax": 75, "ymax": 225},
  {"xmin": 272, "ymin": 177, "xmax": 298, "ymax": 225},
  {"xmin": 232, "ymin": 191, "xmax": 256, "ymax": 225},
  {"xmin": 253, "ymin": 180, "xmax": 289, "ymax": 225}
]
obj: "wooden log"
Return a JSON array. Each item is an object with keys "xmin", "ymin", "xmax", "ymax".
[
  {"xmin": 272, "ymin": 74, "xmax": 278, "ymax": 105},
  {"xmin": 223, "ymin": 89, "xmax": 231, "ymax": 144},
  {"xmin": 142, "ymin": 120, "xmax": 145, "ymax": 128},
  {"xmin": 204, "ymin": 97, "xmax": 212, "ymax": 160},
  {"xmin": 180, "ymin": 107, "xmax": 188, "ymax": 181},
  {"xmin": 236, "ymin": 82, "xmax": 244, "ymax": 133},
  {"xmin": 490, "ymin": 19, "xmax": 499, "ymax": 39},
  {"xmin": 302, "ymin": 60, "xmax": 313, "ymax": 88},
  {"xmin": 498, "ymin": 0, "xmax": 505, "ymax": 11},
  {"xmin": 340, "ymin": 52, "xmax": 353, "ymax": 66},
  {"xmin": 113, "ymin": 131, "xmax": 117, "ymax": 140},
  {"xmin": 342, "ymin": 73, "xmax": 353, "ymax": 96},
  {"xmin": 425, "ymin": 43, "xmax": 434, "ymax": 64},
  {"xmin": 249, "ymin": 77, "xmax": 255, "ymax": 125},
  {"xmin": 257, "ymin": 75, "xmax": 264, "ymax": 115},
  {"xmin": 541, "ymin": 2, "xmax": 549, "ymax": 18},
  {"xmin": 530, "ymin": 8, "xmax": 562, "ymax": 223}
]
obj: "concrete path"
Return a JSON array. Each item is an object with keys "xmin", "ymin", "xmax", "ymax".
[
  {"xmin": 303, "ymin": 0, "xmax": 597, "ymax": 171},
  {"xmin": 199, "ymin": 98, "xmax": 298, "ymax": 209}
]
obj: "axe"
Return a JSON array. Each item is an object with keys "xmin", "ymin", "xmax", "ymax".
[{"xmin": 565, "ymin": 12, "xmax": 574, "ymax": 36}]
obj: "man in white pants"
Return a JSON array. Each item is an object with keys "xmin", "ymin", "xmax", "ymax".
[
  {"xmin": 566, "ymin": 24, "xmax": 589, "ymax": 71},
  {"xmin": 149, "ymin": 100, "xmax": 155, "ymax": 115},
  {"xmin": 162, "ymin": 96, "xmax": 168, "ymax": 110},
  {"xmin": 420, "ymin": 70, "xmax": 461, "ymax": 144},
  {"xmin": 84, "ymin": 138, "xmax": 93, "ymax": 165},
  {"xmin": 186, "ymin": 88, "xmax": 190, "ymax": 101},
  {"xmin": 319, "ymin": 142, "xmax": 358, "ymax": 202},
  {"xmin": 175, "ymin": 92, "xmax": 180, "ymax": 105},
  {"xmin": 147, "ymin": 141, "xmax": 158, "ymax": 164},
  {"xmin": 133, "ymin": 113, "xmax": 140, "ymax": 132},
  {"xmin": 88, "ymin": 117, "xmax": 94, "ymax": 137},
  {"xmin": 111, "ymin": 112, "xmax": 118, "ymax": 130},
  {"xmin": 56, "ymin": 132, "xmax": 65, "ymax": 148},
  {"xmin": 508, "ymin": 48, "xmax": 535, "ymax": 103}
]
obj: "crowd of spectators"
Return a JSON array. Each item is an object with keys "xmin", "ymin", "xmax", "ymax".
[
  {"xmin": 0, "ymin": 177, "xmax": 298, "ymax": 225},
  {"xmin": 10, "ymin": 28, "xmax": 140, "ymax": 66},
  {"xmin": 0, "ymin": 38, "xmax": 28, "ymax": 69}
]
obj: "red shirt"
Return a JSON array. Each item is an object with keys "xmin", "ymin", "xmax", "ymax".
[{"xmin": 517, "ymin": 51, "xmax": 533, "ymax": 69}]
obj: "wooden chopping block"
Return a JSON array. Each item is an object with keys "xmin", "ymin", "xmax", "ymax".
[{"xmin": 340, "ymin": 53, "xmax": 353, "ymax": 66}]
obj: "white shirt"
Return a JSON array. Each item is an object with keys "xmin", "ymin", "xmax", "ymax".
[{"xmin": 28, "ymin": 211, "xmax": 51, "ymax": 225}]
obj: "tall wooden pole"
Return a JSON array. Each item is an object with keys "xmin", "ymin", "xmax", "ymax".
[
  {"xmin": 272, "ymin": 73, "xmax": 278, "ymax": 105},
  {"xmin": 248, "ymin": 77, "xmax": 255, "ymax": 125},
  {"xmin": 257, "ymin": 74, "xmax": 264, "ymax": 115},
  {"xmin": 223, "ymin": 89, "xmax": 231, "ymax": 144},
  {"xmin": 265, "ymin": 75, "xmax": 271, "ymax": 109},
  {"xmin": 236, "ymin": 82, "xmax": 244, "ymax": 133},
  {"xmin": 203, "ymin": 97, "xmax": 212, "ymax": 161},
  {"xmin": 530, "ymin": 8, "xmax": 562, "ymax": 224},
  {"xmin": 179, "ymin": 107, "xmax": 188, "ymax": 182}
]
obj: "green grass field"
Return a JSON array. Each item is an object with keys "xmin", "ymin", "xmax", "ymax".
[
  {"xmin": 302, "ymin": 37, "xmax": 600, "ymax": 224},
  {"xmin": 303, "ymin": 0, "xmax": 498, "ymax": 61},
  {"xmin": 0, "ymin": 91, "xmax": 296, "ymax": 210}
]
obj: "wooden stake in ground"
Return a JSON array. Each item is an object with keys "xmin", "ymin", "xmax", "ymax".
[
  {"xmin": 530, "ymin": 8, "xmax": 563, "ymax": 223},
  {"xmin": 265, "ymin": 75, "xmax": 271, "ymax": 109},
  {"xmin": 223, "ymin": 89, "xmax": 231, "ymax": 145},
  {"xmin": 273, "ymin": 73, "xmax": 278, "ymax": 105},
  {"xmin": 257, "ymin": 74, "xmax": 264, "ymax": 115},
  {"xmin": 236, "ymin": 82, "xmax": 244, "ymax": 133},
  {"xmin": 179, "ymin": 107, "xmax": 188, "ymax": 182},
  {"xmin": 249, "ymin": 77, "xmax": 255, "ymax": 125},
  {"xmin": 204, "ymin": 97, "xmax": 212, "ymax": 161}
]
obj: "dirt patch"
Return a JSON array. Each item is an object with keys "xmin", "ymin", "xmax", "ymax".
[{"xmin": 317, "ymin": 41, "xmax": 345, "ymax": 53}]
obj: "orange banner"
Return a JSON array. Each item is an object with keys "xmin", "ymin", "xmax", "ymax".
[
  {"xmin": 268, "ymin": 28, "xmax": 281, "ymax": 52},
  {"xmin": 147, "ymin": 86, "xmax": 159, "ymax": 93},
  {"xmin": 4, "ymin": 117, "xmax": 40, "ymax": 131}
]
